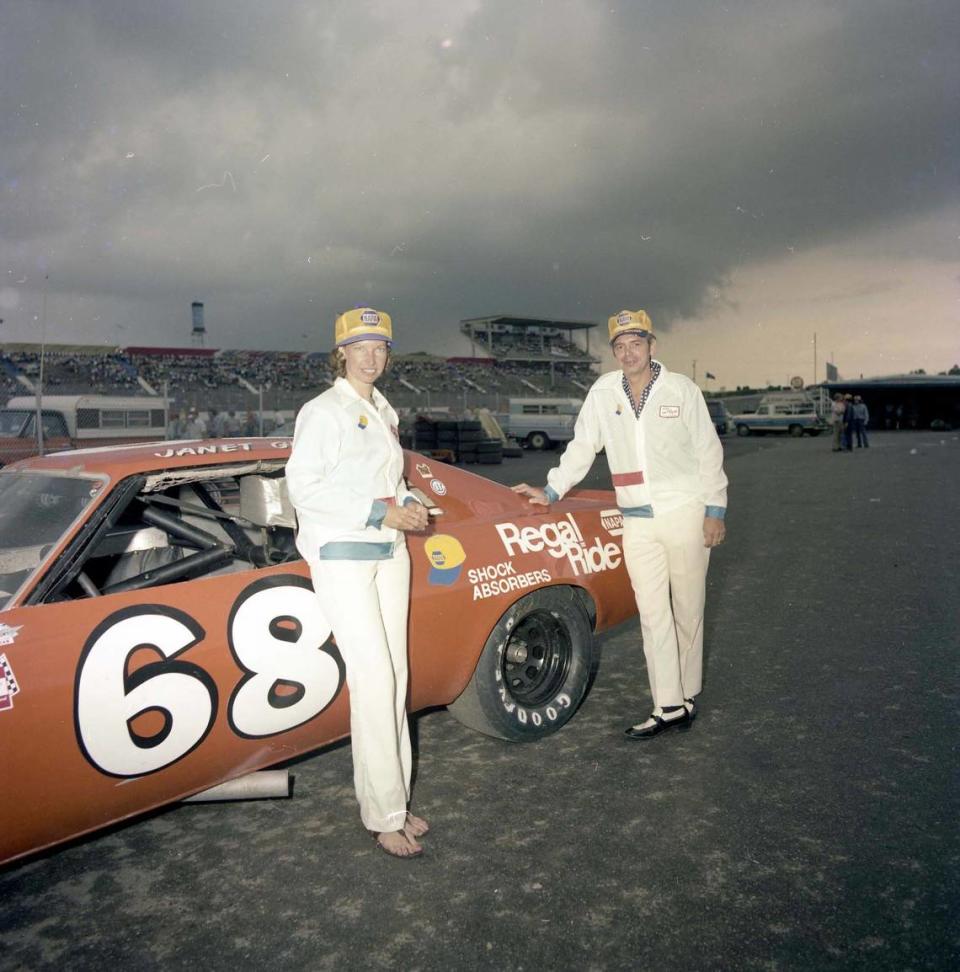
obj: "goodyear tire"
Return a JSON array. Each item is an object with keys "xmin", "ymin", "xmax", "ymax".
[{"xmin": 447, "ymin": 587, "xmax": 594, "ymax": 741}]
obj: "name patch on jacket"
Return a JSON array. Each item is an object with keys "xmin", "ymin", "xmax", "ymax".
[{"xmin": 658, "ymin": 405, "xmax": 680, "ymax": 418}]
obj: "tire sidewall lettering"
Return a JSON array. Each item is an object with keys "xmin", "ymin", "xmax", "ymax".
[{"xmin": 488, "ymin": 591, "xmax": 592, "ymax": 737}]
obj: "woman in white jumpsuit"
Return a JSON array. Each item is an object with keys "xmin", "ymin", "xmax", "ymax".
[{"xmin": 285, "ymin": 307, "xmax": 430, "ymax": 859}]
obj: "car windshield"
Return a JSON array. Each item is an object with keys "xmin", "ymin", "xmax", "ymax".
[
  {"xmin": 0, "ymin": 411, "xmax": 31, "ymax": 436},
  {"xmin": 0, "ymin": 471, "xmax": 103, "ymax": 610}
]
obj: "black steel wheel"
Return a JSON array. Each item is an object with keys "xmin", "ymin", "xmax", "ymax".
[{"xmin": 447, "ymin": 587, "xmax": 594, "ymax": 741}]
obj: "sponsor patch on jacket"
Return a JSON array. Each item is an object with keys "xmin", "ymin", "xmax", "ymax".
[
  {"xmin": 0, "ymin": 624, "xmax": 22, "ymax": 647},
  {"xmin": 415, "ymin": 463, "xmax": 433, "ymax": 478},
  {"xmin": 357, "ymin": 414, "xmax": 369, "ymax": 430},
  {"xmin": 430, "ymin": 479, "xmax": 447, "ymax": 496},
  {"xmin": 658, "ymin": 405, "xmax": 680, "ymax": 418}
]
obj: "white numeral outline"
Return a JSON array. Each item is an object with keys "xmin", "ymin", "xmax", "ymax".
[
  {"xmin": 74, "ymin": 605, "xmax": 215, "ymax": 778},
  {"xmin": 226, "ymin": 575, "xmax": 345, "ymax": 739}
]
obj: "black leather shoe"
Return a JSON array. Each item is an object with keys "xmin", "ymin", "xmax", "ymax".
[
  {"xmin": 684, "ymin": 697, "xmax": 698, "ymax": 722},
  {"xmin": 624, "ymin": 707, "xmax": 691, "ymax": 739}
]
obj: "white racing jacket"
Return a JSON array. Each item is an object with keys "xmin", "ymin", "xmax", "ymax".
[
  {"xmin": 285, "ymin": 378, "xmax": 417, "ymax": 560},
  {"xmin": 546, "ymin": 363, "xmax": 728, "ymax": 516}
]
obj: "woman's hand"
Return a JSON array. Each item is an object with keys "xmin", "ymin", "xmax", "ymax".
[{"xmin": 384, "ymin": 502, "xmax": 429, "ymax": 532}]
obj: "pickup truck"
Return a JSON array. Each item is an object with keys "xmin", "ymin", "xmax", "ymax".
[
  {"xmin": 732, "ymin": 402, "xmax": 827, "ymax": 437},
  {"xmin": 502, "ymin": 397, "xmax": 582, "ymax": 450}
]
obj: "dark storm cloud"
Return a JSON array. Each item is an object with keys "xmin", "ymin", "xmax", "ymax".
[{"xmin": 1, "ymin": 0, "xmax": 956, "ymax": 350}]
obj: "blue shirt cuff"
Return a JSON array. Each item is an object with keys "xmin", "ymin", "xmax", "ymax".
[
  {"xmin": 544, "ymin": 485, "xmax": 560, "ymax": 503},
  {"xmin": 367, "ymin": 499, "xmax": 388, "ymax": 529},
  {"xmin": 403, "ymin": 496, "xmax": 421, "ymax": 507},
  {"xmin": 705, "ymin": 505, "xmax": 726, "ymax": 520}
]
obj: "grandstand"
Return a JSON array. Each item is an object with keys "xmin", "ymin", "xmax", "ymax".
[
  {"xmin": 460, "ymin": 315, "xmax": 599, "ymax": 394},
  {"xmin": 1, "ymin": 319, "xmax": 603, "ymax": 421}
]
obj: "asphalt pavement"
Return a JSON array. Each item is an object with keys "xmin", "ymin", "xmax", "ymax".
[{"xmin": 1, "ymin": 430, "xmax": 958, "ymax": 971}]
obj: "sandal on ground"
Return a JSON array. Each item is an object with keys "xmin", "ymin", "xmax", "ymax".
[
  {"xmin": 371, "ymin": 829, "xmax": 423, "ymax": 860},
  {"xmin": 624, "ymin": 705, "xmax": 691, "ymax": 740}
]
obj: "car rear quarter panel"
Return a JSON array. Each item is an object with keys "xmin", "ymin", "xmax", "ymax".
[{"xmin": 0, "ymin": 563, "xmax": 355, "ymax": 866}]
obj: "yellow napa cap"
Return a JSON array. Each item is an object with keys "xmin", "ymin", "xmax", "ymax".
[
  {"xmin": 424, "ymin": 534, "xmax": 466, "ymax": 570},
  {"xmin": 334, "ymin": 307, "xmax": 393, "ymax": 347},
  {"xmin": 608, "ymin": 309, "xmax": 654, "ymax": 344},
  {"xmin": 424, "ymin": 534, "xmax": 466, "ymax": 586}
]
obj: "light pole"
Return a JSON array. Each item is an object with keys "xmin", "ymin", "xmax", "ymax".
[{"xmin": 36, "ymin": 275, "xmax": 49, "ymax": 456}]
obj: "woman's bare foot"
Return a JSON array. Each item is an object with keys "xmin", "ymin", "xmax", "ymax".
[
  {"xmin": 374, "ymin": 829, "xmax": 422, "ymax": 859},
  {"xmin": 403, "ymin": 811, "xmax": 430, "ymax": 840}
]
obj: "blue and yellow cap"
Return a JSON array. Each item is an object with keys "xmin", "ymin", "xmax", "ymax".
[
  {"xmin": 608, "ymin": 309, "xmax": 654, "ymax": 344},
  {"xmin": 424, "ymin": 534, "xmax": 466, "ymax": 586},
  {"xmin": 334, "ymin": 307, "xmax": 393, "ymax": 348}
]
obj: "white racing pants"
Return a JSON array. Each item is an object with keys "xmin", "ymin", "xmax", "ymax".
[
  {"xmin": 308, "ymin": 545, "xmax": 412, "ymax": 834},
  {"xmin": 622, "ymin": 501, "xmax": 711, "ymax": 708}
]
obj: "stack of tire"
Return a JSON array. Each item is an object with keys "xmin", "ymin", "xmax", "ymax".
[
  {"xmin": 412, "ymin": 417, "xmax": 438, "ymax": 451},
  {"xmin": 434, "ymin": 419, "xmax": 503, "ymax": 464}
]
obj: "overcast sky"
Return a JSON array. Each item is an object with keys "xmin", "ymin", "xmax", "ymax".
[{"xmin": 1, "ymin": 0, "xmax": 957, "ymax": 388}]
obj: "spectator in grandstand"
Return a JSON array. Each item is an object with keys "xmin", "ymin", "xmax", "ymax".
[
  {"xmin": 167, "ymin": 411, "xmax": 186, "ymax": 439},
  {"xmin": 207, "ymin": 408, "xmax": 233, "ymax": 437},
  {"xmin": 223, "ymin": 410, "xmax": 242, "ymax": 436},
  {"xmin": 184, "ymin": 408, "xmax": 207, "ymax": 438}
]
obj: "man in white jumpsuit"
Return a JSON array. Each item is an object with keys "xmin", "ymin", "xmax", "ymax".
[
  {"xmin": 513, "ymin": 310, "xmax": 728, "ymax": 739},
  {"xmin": 286, "ymin": 307, "xmax": 430, "ymax": 858}
]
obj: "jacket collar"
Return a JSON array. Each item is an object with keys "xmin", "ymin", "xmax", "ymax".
[{"xmin": 333, "ymin": 376, "xmax": 388, "ymax": 411}]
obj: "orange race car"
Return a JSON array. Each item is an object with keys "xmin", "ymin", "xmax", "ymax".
[{"xmin": 0, "ymin": 438, "xmax": 636, "ymax": 867}]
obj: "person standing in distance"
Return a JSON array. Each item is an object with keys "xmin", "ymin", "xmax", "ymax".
[
  {"xmin": 852, "ymin": 395, "xmax": 870, "ymax": 448},
  {"xmin": 286, "ymin": 307, "xmax": 431, "ymax": 858},
  {"xmin": 512, "ymin": 310, "xmax": 728, "ymax": 739}
]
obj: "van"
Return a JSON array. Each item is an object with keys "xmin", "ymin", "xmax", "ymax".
[
  {"xmin": 706, "ymin": 399, "xmax": 731, "ymax": 435},
  {"xmin": 1, "ymin": 395, "xmax": 169, "ymax": 465},
  {"xmin": 503, "ymin": 397, "xmax": 582, "ymax": 450}
]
